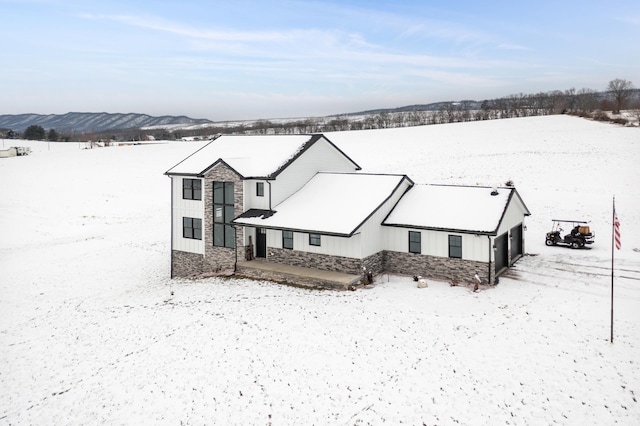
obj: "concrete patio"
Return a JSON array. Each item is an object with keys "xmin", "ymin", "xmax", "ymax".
[{"xmin": 235, "ymin": 259, "xmax": 363, "ymax": 290}]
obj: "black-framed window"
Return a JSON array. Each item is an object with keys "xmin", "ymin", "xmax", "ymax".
[
  {"xmin": 409, "ymin": 231, "xmax": 421, "ymax": 254},
  {"xmin": 449, "ymin": 235, "xmax": 462, "ymax": 258},
  {"xmin": 182, "ymin": 178, "xmax": 201, "ymax": 200},
  {"xmin": 213, "ymin": 181, "xmax": 235, "ymax": 248},
  {"xmin": 256, "ymin": 182, "xmax": 264, "ymax": 197},
  {"xmin": 309, "ymin": 233, "xmax": 321, "ymax": 246},
  {"xmin": 183, "ymin": 217, "xmax": 202, "ymax": 240},
  {"xmin": 282, "ymin": 230, "xmax": 293, "ymax": 249}
]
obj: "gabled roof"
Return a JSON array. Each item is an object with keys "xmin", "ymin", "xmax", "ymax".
[
  {"xmin": 383, "ymin": 184, "xmax": 531, "ymax": 235},
  {"xmin": 164, "ymin": 134, "xmax": 360, "ymax": 178},
  {"xmin": 233, "ymin": 172, "xmax": 413, "ymax": 236}
]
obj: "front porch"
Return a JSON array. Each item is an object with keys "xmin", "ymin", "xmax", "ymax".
[{"xmin": 235, "ymin": 259, "xmax": 363, "ymax": 290}]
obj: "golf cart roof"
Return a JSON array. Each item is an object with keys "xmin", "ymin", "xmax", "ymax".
[{"xmin": 551, "ymin": 219, "xmax": 590, "ymax": 224}]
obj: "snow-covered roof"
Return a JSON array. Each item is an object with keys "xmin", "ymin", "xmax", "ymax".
[
  {"xmin": 383, "ymin": 184, "xmax": 529, "ymax": 235},
  {"xmin": 233, "ymin": 172, "xmax": 412, "ymax": 236},
  {"xmin": 165, "ymin": 134, "xmax": 358, "ymax": 178}
]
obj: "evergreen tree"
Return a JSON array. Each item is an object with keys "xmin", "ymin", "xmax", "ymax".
[
  {"xmin": 23, "ymin": 125, "xmax": 46, "ymax": 140},
  {"xmin": 47, "ymin": 128, "xmax": 59, "ymax": 141}
]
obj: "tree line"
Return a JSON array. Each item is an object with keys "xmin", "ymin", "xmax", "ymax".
[{"xmin": 3, "ymin": 78, "xmax": 636, "ymax": 142}]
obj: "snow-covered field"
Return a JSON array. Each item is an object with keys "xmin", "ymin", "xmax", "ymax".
[{"xmin": 1, "ymin": 115, "xmax": 639, "ymax": 425}]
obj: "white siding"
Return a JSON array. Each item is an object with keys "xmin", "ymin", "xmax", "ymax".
[
  {"xmin": 270, "ymin": 138, "xmax": 358, "ymax": 206},
  {"xmin": 265, "ymin": 228, "xmax": 362, "ymax": 258},
  {"xmin": 496, "ymin": 194, "xmax": 528, "ymax": 236},
  {"xmin": 385, "ymin": 227, "xmax": 491, "ymax": 262},
  {"xmin": 243, "ymin": 179, "xmax": 270, "ymax": 211},
  {"xmin": 171, "ymin": 177, "xmax": 205, "ymax": 254},
  {"xmin": 357, "ymin": 179, "xmax": 413, "ymax": 258}
]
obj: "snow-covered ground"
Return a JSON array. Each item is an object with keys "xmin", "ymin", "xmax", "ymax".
[{"xmin": 1, "ymin": 115, "xmax": 639, "ymax": 425}]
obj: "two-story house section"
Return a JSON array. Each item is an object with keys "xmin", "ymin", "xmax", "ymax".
[{"xmin": 164, "ymin": 134, "xmax": 361, "ymax": 278}]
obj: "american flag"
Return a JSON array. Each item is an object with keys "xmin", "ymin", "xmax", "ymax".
[{"xmin": 614, "ymin": 210, "xmax": 621, "ymax": 250}]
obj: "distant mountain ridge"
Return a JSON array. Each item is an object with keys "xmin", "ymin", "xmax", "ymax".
[{"xmin": 0, "ymin": 112, "xmax": 212, "ymax": 133}]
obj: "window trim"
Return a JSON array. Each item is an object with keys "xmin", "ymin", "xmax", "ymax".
[
  {"xmin": 448, "ymin": 235, "xmax": 462, "ymax": 258},
  {"xmin": 182, "ymin": 217, "xmax": 202, "ymax": 240},
  {"xmin": 309, "ymin": 233, "xmax": 321, "ymax": 247},
  {"xmin": 182, "ymin": 178, "xmax": 202, "ymax": 200},
  {"xmin": 282, "ymin": 230, "xmax": 293, "ymax": 249},
  {"xmin": 256, "ymin": 182, "xmax": 264, "ymax": 197},
  {"xmin": 409, "ymin": 231, "xmax": 421, "ymax": 254}
]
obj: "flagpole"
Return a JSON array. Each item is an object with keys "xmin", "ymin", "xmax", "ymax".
[{"xmin": 610, "ymin": 196, "xmax": 615, "ymax": 343}]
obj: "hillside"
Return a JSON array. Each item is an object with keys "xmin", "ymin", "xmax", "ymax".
[{"xmin": 0, "ymin": 112, "xmax": 212, "ymax": 133}]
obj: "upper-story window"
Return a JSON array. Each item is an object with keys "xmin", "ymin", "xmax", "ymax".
[
  {"xmin": 213, "ymin": 182, "xmax": 235, "ymax": 248},
  {"xmin": 182, "ymin": 178, "xmax": 201, "ymax": 200},
  {"xmin": 256, "ymin": 182, "xmax": 264, "ymax": 197}
]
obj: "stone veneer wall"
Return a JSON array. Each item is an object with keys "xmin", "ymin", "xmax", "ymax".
[
  {"xmin": 172, "ymin": 250, "xmax": 204, "ymax": 278},
  {"xmin": 263, "ymin": 248, "xmax": 491, "ymax": 284},
  {"xmin": 268, "ymin": 247, "xmax": 363, "ymax": 275},
  {"xmin": 266, "ymin": 248, "xmax": 385, "ymax": 276},
  {"xmin": 201, "ymin": 162, "xmax": 244, "ymax": 275},
  {"xmin": 384, "ymin": 250, "xmax": 493, "ymax": 285}
]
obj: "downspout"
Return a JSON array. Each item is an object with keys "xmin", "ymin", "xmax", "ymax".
[
  {"xmin": 169, "ymin": 175, "xmax": 174, "ymax": 279},
  {"xmin": 233, "ymin": 225, "xmax": 238, "ymax": 273},
  {"xmin": 267, "ymin": 180, "xmax": 272, "ymax": 210},
  {"xmin": 487, "ymin": 235, "xmax": 492, "ymax": 285}
]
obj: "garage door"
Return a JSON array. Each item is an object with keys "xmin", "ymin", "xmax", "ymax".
[
  {"xmin": 510, "ymin": 224, "xmax": 523, "ymax": 262},
  {"xmin": 495, "ymin": 233, "xmax": 508, "ymax": 274}
]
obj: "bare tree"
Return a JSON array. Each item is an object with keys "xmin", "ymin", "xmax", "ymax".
[
  {"xmin": 575, "ymin": 88, "xmax": 598, "ymax": 114},
  {"xmin": 607, "ymin": 78, "xmax": 635, "ymax": 114}
]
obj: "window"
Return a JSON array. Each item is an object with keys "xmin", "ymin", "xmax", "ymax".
[
  {"xmin": 213, "ymin": 181, "xmax": 235, "ymax": 248},
  {"xmin": 183, "ymin": 217, "xmax": 202, "ymax": 240},
  {"xmin": 182, "ymin": 178, "xmax": 201, "ymax": 200},
  {"xmin": 309, "ymin": 233, "xmax": 321, "ymax": 246},
  {"xmin": 282, "ymin": 230, "xmax": 294, "ymax": 249},
  {"xmin": 409, "ymin": 231, "xmax": 421, "ymax": 254},
  {"xmin": 449, "ymin": 235, "xmax": 462, "ymax": 258},
  {"xmin": 256, "ymin": 182, "xmax": 264, "ymax": 197}
]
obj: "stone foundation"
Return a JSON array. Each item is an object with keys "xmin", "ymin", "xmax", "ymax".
[
  {"xmin": 267, "ymin": 248, "xmax": 385, "ymax": 276},
  {"xmin": 268, "ymin": 248, "xmax": 362, "ymax": 275},
  {"xmin": 171, "ymin": 250, "xmax": 204, "ymax": 278},
  {"xmin": 384, "ymin": 250, "xmax": 493, "ymax": 285}
]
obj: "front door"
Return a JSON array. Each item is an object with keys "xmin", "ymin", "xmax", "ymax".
[{"xmin": 256, "ymin": 228, "xmax": 267, "ymax": 258}]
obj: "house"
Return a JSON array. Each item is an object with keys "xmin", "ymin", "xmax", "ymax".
[
  {"xmin": 165, "ymin": 134, "xmax": 530, "ymax": 288},
  {"xmin": 164, "ymin": 134, "xmax": 361, "ymax": 279}
]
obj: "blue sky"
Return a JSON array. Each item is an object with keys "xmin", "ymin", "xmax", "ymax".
[{"xmin": 1, "ymin": 0, "xmax": 638, "ymax": 120}]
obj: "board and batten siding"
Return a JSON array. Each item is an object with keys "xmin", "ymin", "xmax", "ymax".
[
  {"xmin": 171, "ymin": 176, "xmax": 205, "ymax": 254},
  {"xmin": 356, "ymin": 179, "xmax": 413, "ymax": 258},
  {"xmin": 270, "ymin": 138, "xmax": 358, "ymax": 206},
  {"xmin": 384, "ymin": 228, "xmax": 490, "ymax": 263},
  {"xmin": 265, "ymin": 228, "xmax": 362, "ymax": 258},
  {"xmin": 243, "ymin": 179, "xmax": 270, "ymax": 211},
  {"xmin": 495, "ymin": 193, "xmax": 528, "ymax": 236}
]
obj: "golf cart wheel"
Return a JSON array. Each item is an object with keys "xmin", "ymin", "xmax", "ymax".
[
  {"xmin": 571, "ymin": 241, "xmax": 581, "ymax": 249},
  {"xmin": 545, "ymin": 239, "xmax": 554, "ymax": 246}
]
